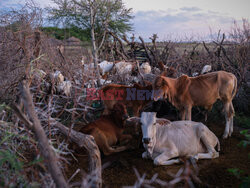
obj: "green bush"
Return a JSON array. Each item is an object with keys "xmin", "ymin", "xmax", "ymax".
[
  {"xmin": 235, "ymin": 113, "xmax": 250, "ymax": 129},
  {"xmin": 227, "ymin": 130, "xmax": 250, "ymax": 188},
  {"xmin": 41, "ymin": 26, "xmax": 91, "ymax": 42}
]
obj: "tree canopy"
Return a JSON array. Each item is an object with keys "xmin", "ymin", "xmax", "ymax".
[{"xmin": 47, "ymin": 0, "xmax": 134, "ymax": 41}]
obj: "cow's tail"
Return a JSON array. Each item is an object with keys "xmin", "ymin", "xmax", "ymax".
[
  {"xmin": 216, "ymin": 136, "xmax": 221, "ymax": 152},
  {"xmin": 232, "ymin": 75, "xmax": 237, "ymax": 98}
]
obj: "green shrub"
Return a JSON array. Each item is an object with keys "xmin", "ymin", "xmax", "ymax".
[
  {"xmin": 228, "ymin": 130, "xmax": 250, "ymax": 188},
  {"xmin": 235, "ymin": 114, "xmax": 250, "ymax": 129}
]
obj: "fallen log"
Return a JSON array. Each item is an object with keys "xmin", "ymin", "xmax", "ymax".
[{"xmin": 52, "ymin": 120, "xmax": 102, "ymax": 188}]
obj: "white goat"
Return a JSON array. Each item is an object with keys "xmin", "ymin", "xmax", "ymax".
[
  {"xmin": 201, "ymin": 65, "xmax": 212, "ymax": 74},
  {"xmin": 98, "ymin": 60, "xmax": 114, "ymax": 75},
  {"xmin": 140, "ymin": 62, "xmax": 151, "ymax": 74}
]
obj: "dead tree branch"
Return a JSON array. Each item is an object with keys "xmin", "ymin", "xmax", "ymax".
[
  {"xmin": 149, "ymin": 34, "xmax": 160, "ymax": 64},
  {"xmin": 202, "ymin": 41, "xmax": 212, "ymax": 57},
  {"xmin": 12, "ymin": 80, "xmax": 68, "ymax": 188},
  {"xmin": 53, "ymin": 121, "xmax": 102, "ymax": 188},
  {"xmin": 139, "ymin": 36, "xmax": 154, "ymax": 65},
  {"xmin": 108, "ymin": 31, "xmax": 129, "ymax": 60},
  {"xmin": 12, "ymin": 80, "xmax": 102, "ymax": 187}
]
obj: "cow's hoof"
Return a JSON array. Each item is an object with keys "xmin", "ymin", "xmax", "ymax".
[
  {"xmin": 222, "ymin": 134, "xmax": 228, "ymax": 139},
  {"xmin": 189, "ymin": 156, "xmax": 198, "ymax": 163},
  {"xmin": 153, "ymin": 159, "xmax": 161, "ymax": 166},
  {"xmin": 212, "ymin": 152, "xmax": 219, "ymax": 158},
  {"xmin": 193, "ymin": 155, "xmax": 199, "ymax": 161}
]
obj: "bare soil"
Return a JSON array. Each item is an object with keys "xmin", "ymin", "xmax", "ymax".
[{"xmin": 66, "ymin": 122, "xmax": 250, "ymax": 187}]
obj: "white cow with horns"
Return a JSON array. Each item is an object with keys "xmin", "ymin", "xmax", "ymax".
[{"xmin": 137, "ymin": 112, "xmax": 220, "ymax": 165}]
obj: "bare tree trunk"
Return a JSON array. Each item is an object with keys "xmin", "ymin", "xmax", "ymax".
[
  {"xmin": 13, "ymin": 80, "xmax": 68, "ymax": 188},
  {"xmin": 90, "ymin": 5, "xmax": 101, "ymax": 87}
]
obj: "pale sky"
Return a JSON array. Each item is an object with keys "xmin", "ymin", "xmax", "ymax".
[
  {"xmin": 124, "ymin": 0, "xmax": 249, "ymax": 20},
  {"xmin": 1, "ymin": 0, "xmax": 249, "ymax": 40}
]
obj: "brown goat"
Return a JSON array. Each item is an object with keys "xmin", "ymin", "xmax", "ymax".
[{"xmin": 79, "ymin": 103, "xmax": 132, "ymax": 155}]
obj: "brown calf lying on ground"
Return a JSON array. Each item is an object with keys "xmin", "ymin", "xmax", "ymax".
[
  {"xmin": 101, "ymin": 83, "xmax": 153, "ymax": 116},
  {"xmin": 152, "ymin": 71, "xmax": 237, "ymax": 139},
  {"xmin": 79, "ymin": 103, "xmax": 132, "ymax": 155}
]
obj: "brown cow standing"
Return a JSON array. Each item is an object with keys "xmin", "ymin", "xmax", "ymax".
[
  {"xmin": 101, "ymin": 83, "xmax": 153, "ymax": 116},
  {"xmin": 152, "ymin": 71, "xmax": 237, "ymax": 139},
  {"xmin": 79, "ymin": 103, "xmax": 132, "ymax": 155}
]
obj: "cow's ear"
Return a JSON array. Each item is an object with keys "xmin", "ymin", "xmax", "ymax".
[
  {"xmin": 126, "ymin": 117, "xmax": 141, "ymax": 125},
  {"xmin": 155, "ymin": 76, "xmax": 166, "ymax": 86},
  {"xmin": 161, "ymin": 77, "xmax": 168, "ymax": 86}
]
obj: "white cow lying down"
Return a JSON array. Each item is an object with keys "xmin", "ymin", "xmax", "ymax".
[{"xmin": 138, "ymin": 112, "xmax": 220, "ymax": 165}]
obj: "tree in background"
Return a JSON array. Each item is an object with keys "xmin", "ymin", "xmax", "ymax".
[
  {"xmin": 41, "ymin": 26, "xmax": 91, "ymax": 41},
  {"xmin": 47, "ymin": 0, "xmax": 133, "ymax": 86}
]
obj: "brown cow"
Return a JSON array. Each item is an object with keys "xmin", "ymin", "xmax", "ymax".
[
  {"xmin": 152, "ymin": 71, "xmax": 237, "ymax": 139},
  {"xmin": 101, "ymin": 83, "xmax": 153, "ymax": 116},
  {"xmin": 79, "ymin": 103, "xmax": 132, "ymax": 155}
]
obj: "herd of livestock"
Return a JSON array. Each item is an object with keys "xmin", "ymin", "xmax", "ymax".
[{"xmin": 33, "ymin": 60, "xmax": 237, "ymax": 166}]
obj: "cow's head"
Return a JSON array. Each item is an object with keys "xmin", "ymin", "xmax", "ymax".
[
  {"xmin": 112, "ymin": 103, "xmax": 129, "ymax": 126},
  {"xmin": 152, "ymin": 76, "xmax": 168, "ymax": 101},
  {"xmin": 140, "ymin": 112, "xmax": 157, "ymax": 154}
]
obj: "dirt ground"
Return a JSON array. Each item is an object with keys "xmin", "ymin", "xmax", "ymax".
[{"xmin": 66, "ymin": 122, "xmax": 250, "ymax": 187}]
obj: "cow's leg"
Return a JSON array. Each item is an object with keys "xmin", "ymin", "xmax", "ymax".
[
  {"xmin": 153, "ymin": 143, "xmax": 179, "ymax": 165},
  {"xmin": 93, "ymin": 129, "xmax": 128, "ymax": 155},
  {"xmin": 180, "ymin": 108, "xmax": 185, "ymax": 120},
  {"xmin": 229, "ymin": 116, "xmax": 233, "ymax": 137},
  {"xmin": 185, "ymin": 106, "xmax": 192, "ymax": 120},
  {"xmin": 102, "ymin": 144, "xmax": 128, "ymax": 156},
  {"xmin": 223, "ymin": 115, "xmax": 230, "ymax": 139},
  {"xmin": 119, "ymin": 134, "xmax": 132, "ymax": 145},
  {"xmin": 204, "ymin": 105, "xmax": 213, "ymax": 122},
  {"xmin": 194, "ymin": 152, "xmax": 219, "ymax": 160},
  {"xmin": 157, "ymin": 158, "xmax": 181, "ymax": 165},
  {"xmin": 223, "ymin": 102, "xmax": 231, "ymax": 139},
  {"xmin": 195, "ymin": 126, "xmax": 219, "ymax": 160},
  {"xmin": 153, "ymin": 150, "xmax": 180, "ymax": 165},
  {"xmin": 229, "ymin": 102, "xmax": 235, "ymax": 137}
]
